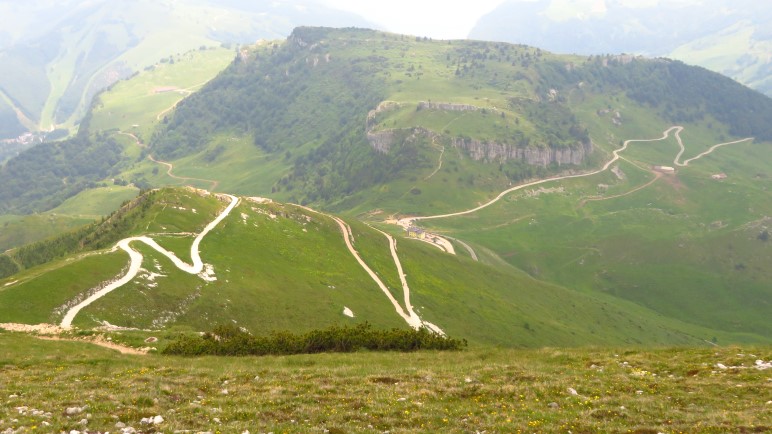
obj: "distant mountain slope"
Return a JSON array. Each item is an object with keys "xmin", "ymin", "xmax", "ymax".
[
  {"xmin": 1, "ymin": 187, "xmax": 758, "ymax": 346},
  {"xmin": 0, "ymin": 0, "xmax": 371, "ymax": 138},
  {"xmin": 469, "ymin": 0, "xmax": 772, "ymax": 96},
  {"xmin": 147, "ymin": 27, "xmax": 772, "ymax": 210}
]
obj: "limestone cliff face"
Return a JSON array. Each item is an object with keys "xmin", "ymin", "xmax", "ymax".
[
  {"xmin": 450, "ymin": 135, "xmax": 593, "ymax": 166},
  {"xmin": 367, "ymin": 130, "xmax": 397, "ymax": 154},
  {"xmin": 417, "ymin": 101, "xmax": 480, "ymax": 112},
  {"xmin": 368, "ymin": 126, "xmax": 592, "ymax": 167}
]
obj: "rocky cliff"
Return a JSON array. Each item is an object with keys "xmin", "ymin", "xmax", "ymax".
[
  {"xmin": 368, "ymin": 126, "xmax": 592, "ymax": 167},
  {"xmin": 451, "ymin": 135, "xmax": 593, "ymax": 166}
]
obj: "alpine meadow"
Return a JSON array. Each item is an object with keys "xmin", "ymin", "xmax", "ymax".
[{"xmin": 0, "ymin": 12, "xmax": 770, "ymax": 434}]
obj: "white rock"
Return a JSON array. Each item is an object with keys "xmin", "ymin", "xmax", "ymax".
[
  {"xmin": 636, "ymin": 390, "xmax": 644, "ymax": 395},
  {"xmin": 153, "ymin": 415, "xmax": 164, "ymax": 424},
  {"xmin": 66, "ymin": 407, "xmax": 82, "ymax": 415},
  {"xmin": 79, "ymin": 418, "xmax": 88, "ymax": 425},
  {"xmin": 396, "ymin": 397, "xmax": 407, "ymax": 402},
  {"xmin": 716, "ymin": 363, "xmax": 728, "ymax": 370},
  {"xmin": 220, "ymin": 389, "xmax": 229, "ymax": 395},
  {"xmin": 567, "ymin": 387, "xmax": 579, "ymax": 396},
  {"xmin": 115, "ymin": 422, "xmax": 126, "ymax": 428},
  {"xmin": 69, "ymin": 430, "xmax": 81, "ymax": 434}
]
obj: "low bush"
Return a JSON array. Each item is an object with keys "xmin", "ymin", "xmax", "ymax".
[{"xmin": 163, "ymin": 322, "xmax": 466, "ymax": 356}]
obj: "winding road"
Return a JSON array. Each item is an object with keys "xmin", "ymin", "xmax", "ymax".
[
  {"xmin": 296, "ymin": 205, "xmax": 442, "ymax": 333},
  {"xmin": 117, "ymin": 131, "xmax": 220, "ymax": 191},
  {"xmin": 60, "ymin": 194, "xmax": 239, "ymax": 328},
  {"xmin": 672, "ymin": 126, "xmax": 754, "ymax": 166},
  {"xmin": 396, "ymin": 126, "xmax": 753, "ymax": 248}
]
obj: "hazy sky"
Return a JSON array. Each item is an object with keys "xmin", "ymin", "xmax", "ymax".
[
  {"xmin": 321, "ymin": 0, "xmax": 506, "ymax": 39},
  {"xmin": 319, "ymin": 0, "xmax": 696, "ymax": 39}
]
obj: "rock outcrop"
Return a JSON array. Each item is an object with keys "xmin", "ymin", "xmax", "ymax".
[
  {"xmin": 451, "ymin": 135, "xmax": 593, "ymax": 166},
  {"xmin": 417, "ymin": 101, "xmax": 480, "ymax": 112},
  {"xmin": 368, "ymin": 126, "xmax": 592, "ymax": 167}
]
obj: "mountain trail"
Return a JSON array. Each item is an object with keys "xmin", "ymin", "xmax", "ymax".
[
  {"xmin": 60, "ymin": 194, "xmax": 239, "ymax": 328},
  {"xmin": 672, "ymin": 126, "xmax": 753, "ymax": 166},
  {"xmin": 295, "ymin": 205, "xmax": 440, "ymax": 332},
  {"xmin": 395, "ymin": 126, "xmax": 753, "ymax": 246}
]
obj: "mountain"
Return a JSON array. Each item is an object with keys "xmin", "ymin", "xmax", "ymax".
[
  {"xmin": 0, "ymin": 0, "xmax": 371, "ymax": 139},
  {"xmin": 1, "ymin": 27, "xmax": 770, "ymax": 346},
  {"xmin": 0, "ymin": 187, "xmax": 761, "ymax": 346},
  {"xmin": 469, "ymin": 0, "xmax": 772, "ymax": 96}
]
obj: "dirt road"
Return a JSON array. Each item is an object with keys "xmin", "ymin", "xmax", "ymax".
[{"xmin": 60, "ymin": 194, "xmax": 239, "ymax": 328}]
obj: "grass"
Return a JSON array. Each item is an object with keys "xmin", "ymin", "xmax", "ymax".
[
  {"xmin": 0, "ymin": 186, "xmax": 139, "ymax": 253},
  {"xmin": 415, "ymin": 120, "xmax": 772, "ymax": 342},
  {"xmin": 0, "ymin": 331, "xmax": 769, "ymax": 433},
  {"xmin": 0, "ymin": 251, "xmax": 127, "ymax": 324},
  {"xmin": 3, "ymin": 187, "xmax": 756, "ymax": 347},
  {"xmin": 89, "ymin": 47, "xmax": 234, "ymax": 141},
  {"xmin": 49, "ymin": 185, "xmax": 140, "ymax": 219}
]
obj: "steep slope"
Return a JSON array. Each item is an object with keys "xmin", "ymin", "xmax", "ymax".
[
  {"xmin": 0, "ymin": 0, "xmax": 371, "ymax": 138},
  {"xmin": 3, "ymin": 28, "xmax": 770, "ymax": 346},
  {"xmin": 469, "ymin": 0, "xmax": 772, "ymax": 96},
  {"xmin": 144, "ymin": 27, "xmax": 772, "ymax": 214},
  {"xmin": 1, "ymin": 187, "xmax": 757, "ymax": 346}
]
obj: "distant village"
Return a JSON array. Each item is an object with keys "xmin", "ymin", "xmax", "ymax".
[{"xmin": 0, "ymin": 132, "xmax": 46, "ymax": 147}]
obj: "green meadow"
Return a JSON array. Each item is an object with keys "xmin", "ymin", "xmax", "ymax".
[{"xmin": 0, "ymin": 331, "xmax": 769, "ymax": 433}]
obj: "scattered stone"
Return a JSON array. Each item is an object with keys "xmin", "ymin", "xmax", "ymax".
[
  {"xmin": 213, "ymin": 417, "xmax": 222, "ymax": 424},
  {"xmin": 65, "ymin": 406, "xmax": 83, "ymax": 416},
  {"xmin": 220, "ymin": 388, "xmax": 229, "ymax": 395},
  {"xmin": 548, "ymin": 402, "xmax": 559, "ymax": 409},
  {"xmin": 397, "ymin": 397, "xmax": 407, "ymax": 402},
  {"xmin": 140, "ymin": 415, "xmax": 164, "ymax": 425},
  {"xmin": 636, "ymin": 390, "xmax": 644, "ymax": 395},
  {"xmin": 115, "ymin": 422, "xmax": 126, "ymax": 428},
  {"xmin": 465, "ymin": 377, "xmax": 473, "ymax": 383},
  {"xmin": 79, "ymin": 418, "xmax": 88, "ymax": 425},
  {"xmin": 716, "ymin": 363, "xmax": 728, "ymax": 370},
  {"xmin": 145, "ymin": 337, "xmax": 158, "ymax": 343},
  {"xmin": 567, "ymin": 387, "xmax": 579, "ymax": 396}
]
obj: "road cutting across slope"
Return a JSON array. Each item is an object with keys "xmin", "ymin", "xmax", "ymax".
[
  {"xmin": 60, "ymin": 194, "xmax": 239, "ymax": 328},
  {"xmin": 396, "ymin": 126, "xmax": 753, "ymax": 248}
]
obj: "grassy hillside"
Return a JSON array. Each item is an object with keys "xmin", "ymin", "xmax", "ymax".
[
  {"xmin": 0, "ymin": 187, "xmax": 765, "ymax": 347},
  {"xmin": 2, "ymin": 28, "xmax": 770, "ymax": 351},
  {"xmin": 0, "ymin": 332, "xmax": 769, "ymax": 433},
  {"xmin": 0, "ymin": 47, "xmax": 229, "ymax": 251},
  {"xmin": 469, "ymin": 0, "xmax": 772, "ymax": 97},
  {"xmin": 142, "ymin": 27, "xmax": 771, "ymax": 216},
  {"xmin": 0, "ymin": 0, "xmax": 371, "ymax": 136}
]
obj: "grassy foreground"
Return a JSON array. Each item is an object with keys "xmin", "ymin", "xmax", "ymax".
[{"xmin": 0, "ymin": 332, "xmax": 769, "ymax": 433}]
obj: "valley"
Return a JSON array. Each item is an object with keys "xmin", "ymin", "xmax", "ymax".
[{"xmin": 0, "ymin": 17, "xmax": 770, "ymax": 433}]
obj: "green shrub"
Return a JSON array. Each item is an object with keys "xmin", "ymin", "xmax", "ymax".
[{"xmin": 163, "ymin": 323, "xmax": 466, "ymax": 356}]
